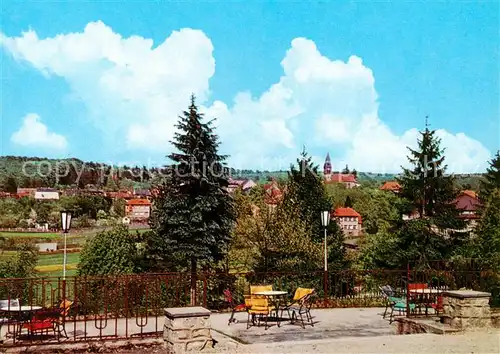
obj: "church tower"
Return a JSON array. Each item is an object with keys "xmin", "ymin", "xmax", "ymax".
[{"xmin": 323, "ymin": 153, "xmax": 332, "ymax": 179}]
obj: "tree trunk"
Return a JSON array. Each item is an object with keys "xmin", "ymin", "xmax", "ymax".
[{"xmin": 190, "ymin": 256, "xmax": 197, "ymax": 306}]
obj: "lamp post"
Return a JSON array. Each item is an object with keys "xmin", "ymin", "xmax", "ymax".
[
  {"xmin": 60, "ymin": 211, "xmax": 72, "ymax": 279},
  {"xmin": 321, "ymin": 210, "xmax": 330, "ymax": 306},
  {"xmin": 320, "ymin": 210, "xmax": 330, "ymax": 271}
]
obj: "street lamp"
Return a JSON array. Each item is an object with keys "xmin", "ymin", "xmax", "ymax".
[
  {"xmin": 321, "ymin": 210, "xmax": 330, "ymax": 272},
  {"xmin": 60, "ymin": 211, "xmax": 72, "ymax": 279}
]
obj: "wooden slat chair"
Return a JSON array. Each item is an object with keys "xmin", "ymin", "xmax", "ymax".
[
  {"xmin": 245, "ymin": 297, "xmax": 272, "ymax": 330},
  {"xmin": 281, "ymin": 288, "xmax": 315, "ymax": 328}
]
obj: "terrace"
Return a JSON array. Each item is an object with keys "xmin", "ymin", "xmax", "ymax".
[{"xmin": 0, "ymin": 265, "xmax": 497, "ymax": 351}]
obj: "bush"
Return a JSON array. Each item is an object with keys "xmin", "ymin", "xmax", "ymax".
[{"xmin": 78, "ymin": 225, "xmax": 143, "ymax": 276}]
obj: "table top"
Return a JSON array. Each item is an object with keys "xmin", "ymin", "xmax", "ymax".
[
  {"xmin": 0, "ymin": 305, "xmax": 42, "ymax": 312},
  {"xmin": 253, "ymin": 290, "xmax": 288, "ymax": 296},
  {"xmin": 409, "ymin": 288, "xmax": 442, "ymax": 294}
]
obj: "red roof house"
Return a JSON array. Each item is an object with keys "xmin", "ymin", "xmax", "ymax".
[
  {"xmin": 324, "ymin": 173, "xmax": 360, "ymax": 188},
  {"xmin": 125, "ymin": 199, "xmax": 152, "ymax": 221},
  {"xmin": 454, "ymin": 190, "xmax": 481, "ymax": 220},
  {"xmin": 380, "ymin": 181, "xmax": 401, "ymax": 193},
  {"xmin": 263, "ymin": 179, "xmax": 283, "ymax": 205},
  {"xmin": 332, "ymin": 207, "xmax": 362, "ymax": 237}
]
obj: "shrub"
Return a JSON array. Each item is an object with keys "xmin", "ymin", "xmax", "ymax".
[{"xmin": 78, "ymin": 225, "xmax": 143, "ymax": 276}]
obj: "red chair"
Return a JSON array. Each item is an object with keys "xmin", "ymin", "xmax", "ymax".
[
  {"xmin": 223, "ymin": 289, "xmax": 248, "ymax": 325},
  {"xmin": 23, "ymin": 300, "xmax": 73, "ymax": 339},
  {"xmin": 431, "ymin": 296, "xmax": 444, "ymax": 314},
  {"xmin": 408, "ymin": 283, "xmax": 428, "ymax": 290}
]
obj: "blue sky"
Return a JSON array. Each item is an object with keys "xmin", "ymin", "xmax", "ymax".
[{"xmin": 1, "ymin": 1, "xmax": 498, "ymax": 172}]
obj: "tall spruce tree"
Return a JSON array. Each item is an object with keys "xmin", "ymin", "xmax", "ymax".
[
  {"xmin": 148, "ymin": 95, "xmax": 235, "ymax": 304},
  {"xmin": 284, "ymin": 148, "xmax": 346, "ymax": 270},
  {"xmin": 393, "ymin": 123, "xmax": 466, "ymax": 268},
  {"xmin": 397, "ymin": 125, "xmax": 464, "ymax": 230},
  {"xmin": 480, "ymin": 151, "xmax": 500, "ymax": 201}
]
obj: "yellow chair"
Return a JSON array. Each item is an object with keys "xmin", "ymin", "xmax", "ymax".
[
  {"xmin": 246, "ymin": 297, "xmax": 271, "ymax": 330},
  {"xmin": 250, "ymin": 285, "xmax": 273, "ymax": 295},
  {"xmin": 282, "ymin": 288, "xmax": 315, "ymax": 328}
]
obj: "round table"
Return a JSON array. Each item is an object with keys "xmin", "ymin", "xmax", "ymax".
[
  {"xmin": 253, "ymin": 291, "xmax": 288, "ymax": 327},
  {"xmin": 1, "ymin": 306, "xmax": 42, "ymax": 312},
  {"xmin": 1, "ymin": 306, "xmax": 42, "ymax": 339}
]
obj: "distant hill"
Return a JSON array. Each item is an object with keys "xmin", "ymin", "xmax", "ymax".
[
  {"xmin": 0, "ymin": 156, "xmax": 153, "ymax": 192},
  {"xmin": 0, "ymin": 156, "xmax": 485, "ymax": 192}
]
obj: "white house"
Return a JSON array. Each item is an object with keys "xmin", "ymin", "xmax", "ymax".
[{"xmin": 35, "ymin": 189, "xmax": 60, "ymax": 200}]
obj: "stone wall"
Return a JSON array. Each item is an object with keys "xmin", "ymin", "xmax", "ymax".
[
  {"xmin": 163, "ymin": 307, "xmax": 212, "ymax": 353},
  {"xmin": 441, "ymin": 290, "xmax": 492, "ymax": 330}
]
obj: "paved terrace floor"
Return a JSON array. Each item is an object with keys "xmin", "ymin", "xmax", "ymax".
[
  {"xmin": 2, "ymin": 307, "xmax": 396, "ymax": 346},
  {"xmin": 211, "ymin": 308, "xmax": 395, "ymax": 344}
]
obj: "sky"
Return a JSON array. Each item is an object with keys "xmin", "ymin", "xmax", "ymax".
[{"xmin": 1, "ymin": 1, "xmax": 498, "ymax": 173}]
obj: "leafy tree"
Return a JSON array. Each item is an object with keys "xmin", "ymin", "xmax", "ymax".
[
  {"xmin": 0, "ymin": 244, "xmax": 38, "ymax": 278},
  {"xmin": 230, "ymin": 193, "xmax": 321, "ymax": 273},
  {"xmin": 284, "ymin": 149, "xmax": 346, "ymax": 270},
  {"xmin": 78, "ymin": 225, "xmax": 143, "ymax": 275},
  {"xmin": 397, "ymin": 125, "xmax": 464, "ymax": 230},
  {"xmin": 148, "ymin": 95, "xmax": 235, "ymax": 303},
  {"xmin": 480, "ymin": 151, "xmax": 500, "ymax": 201}
]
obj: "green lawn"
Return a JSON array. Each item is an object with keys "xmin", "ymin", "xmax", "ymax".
[
  {"xmin": 37, "ymin": 252, "xmax": 80, "ymax": 267},
  {"xmin": 0, "ymin": 232, "xmax": 60, "ymax": 239},
  {"xmin": 38, "ymin": 269, "xmax": 78, "ymax": 278}
]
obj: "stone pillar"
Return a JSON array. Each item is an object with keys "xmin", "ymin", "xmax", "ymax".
[
  {"xmin": 163, "ymin": 307, "xmax": 212, "ymax": 353},
  {"xmin": 441, "ymin": 290, "xmax": 491, "ymax": 330}
]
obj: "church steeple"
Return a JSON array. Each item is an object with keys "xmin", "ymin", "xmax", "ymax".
[{"xmin": 323, "ymin": 153, "xmax": 332, "ymax": 175}]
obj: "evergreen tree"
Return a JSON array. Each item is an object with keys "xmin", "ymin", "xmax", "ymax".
[
  {"xmin": 389, "ymin": 124, "xmax": 466, "ymax": 268},
  {"xmin": 397, "ymin": 125, "xmax": 464, "ymax": 230},
  {"xmin": 284, "ymin": 148, "xmax": 346, "ymax": 270},
  {"xmin": 480, "ymin": 151, "xmax": 500, "ymax": 201},
  {"xmin": 5, "ymin": 176, "xmax": 18, "ymax": 193},
  {"xmin": 342, "ymin": 165, "xmax": 350, "ymax": 174},
  {"xmin": 148, "ymin": 95, "xmax": 235, "ymax": 304},
  {"xmin": 344, "ymin": 196, "xmax": 353, "ymax": 208},
  {"xmin": 473, "ymin": 189, "xmax": 500, "ymax": 269}
]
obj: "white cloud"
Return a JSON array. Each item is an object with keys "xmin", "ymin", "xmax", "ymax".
[
  {"xmin": 11, "ymin": 113, "xmax": 67, "ymax": 150},
  {"xmin": 1, "ymin": 23, "xmax": 492, "ymax": 172}
]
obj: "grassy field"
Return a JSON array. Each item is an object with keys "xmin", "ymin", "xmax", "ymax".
[
  {"xmin": 1, "ymin": 227, "xmax": 150, "ymax": 275},
  {"xmin": 38, "ymin": 269, "xmax": 78, "ymax": 278},
  {"xmin": 37, "ymin": 252, "xmax": 80, "ymax": 267},
  {"xmin": 0, "ymin": 231, "xmax": 59, "ymax": 239}
]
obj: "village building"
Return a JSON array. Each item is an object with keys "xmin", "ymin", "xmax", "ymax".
[
  {"xmin": 380, "ymin": 181, "xmax": 401, "ymax": 193},
  {"xmin": 227, "ymin": 178, "xmax": 257, "ymax": 194},
  {"xmin": 125, "ymin": 199, "xmax": 152, "ymax": 221},
  {"xmin": 263, "ymin": 179, "xmax": 283, "ymax": 210},
  {"xmin": 16, "ymin": 187, "xmax": 37, "ymax": 198},
  {"xmin": 107, "ymin": 190, "xmax": 134, "ymax": 200},
  {"xmin": 332, "ymin": 207, "xmax": 363, "ymax": 237},
  {"xmin": 134, "ymin": 188, "xmax": 152, "ymax": 199},
  {"xmin": 323, "ymin": 153, "xmax": 360, "ymax": 188},
  {"xmin": 453, "ymin": 190, "xmax": 482, "ymax": 232},
  {"xmin": 34, "ymin": 188, "xmax": 60, "ymax": 200}
]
